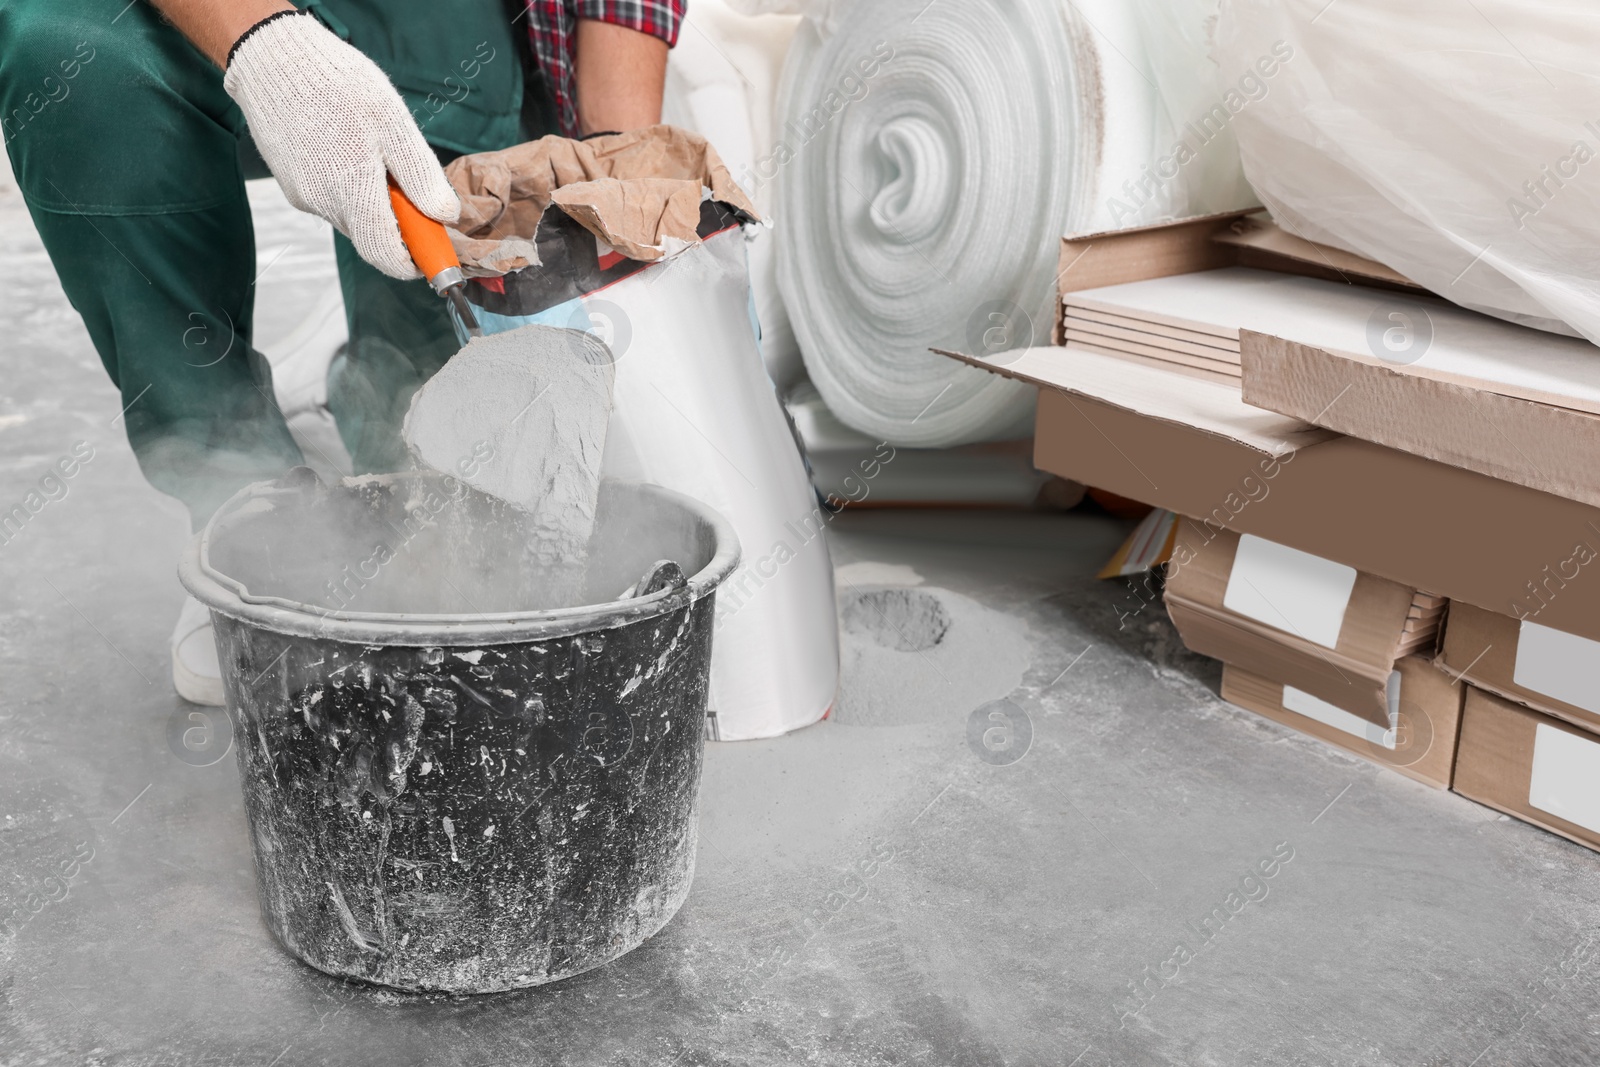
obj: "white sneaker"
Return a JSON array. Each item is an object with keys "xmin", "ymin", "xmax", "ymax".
[{"xmin": 171, "ymin": 595, "xmax": 225, "ymax": 706}]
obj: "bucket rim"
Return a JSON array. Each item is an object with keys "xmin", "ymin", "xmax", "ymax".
[{"xmin": 178, "ymin": 475, "xmax": 741, "ymax": 647}]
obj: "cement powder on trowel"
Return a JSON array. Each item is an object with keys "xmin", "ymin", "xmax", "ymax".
[{"xmin": 402, "ymin": 325, "xmax": 616, "ymax": 600}]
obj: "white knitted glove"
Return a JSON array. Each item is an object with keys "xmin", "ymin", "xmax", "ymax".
[{"xmin": 223, "ymin": 11, "xmax": 459, "ymax": 280}]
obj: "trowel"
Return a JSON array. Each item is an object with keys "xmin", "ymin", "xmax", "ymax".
[
  {"xmin": 388, "ymin": 177, "xmax": 483, "ymax": 337},
  {"xmin": 388, "ymin": 180, "xmax": 618, "ymax": 592}
]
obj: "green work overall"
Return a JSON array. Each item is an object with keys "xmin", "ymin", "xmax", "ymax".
[{"xmin": 0, "ymin": 0, "xmax": 555, "ymax": 523}]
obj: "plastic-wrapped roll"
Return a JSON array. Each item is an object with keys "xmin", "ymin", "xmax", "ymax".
[
  {"xmin": 775, "ymin": 0, "xmax": 1257, "ymax": 447},
  {"xmin": 1215, "ymin": 0, "xmax": 1600, "ymax": 341}
]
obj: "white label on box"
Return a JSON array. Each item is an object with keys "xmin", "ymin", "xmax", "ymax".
[
  {"xmin": 1282, "ymin": 685, "xmax": 1395, "ymax": 749},
  {"xmin": 1529, "ymin": 724, "xmax": 1600, "ymax": 834},
  {"xmin": 1515, "ymin": 621, "xmax": 1600, "ymax": 715},
  {"xmin": 1223, "ymin": 535, "xmax": 1357, "ymax": 649}
]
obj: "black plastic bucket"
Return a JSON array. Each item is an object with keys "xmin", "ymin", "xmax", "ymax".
[{"xmin": 179, "ymin": 471, "xmax": 739, "ymax": 993}]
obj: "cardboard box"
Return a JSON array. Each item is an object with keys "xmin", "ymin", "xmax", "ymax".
[
  {"xmin": 1165, "ymin": 526, "xmax": 1435, "ymax": 726},
  {"xmin": 1026, "ymin": 388, "xmax": 1600, "ymax": 645},
  {"xmin": 1221, "ymin": 656, "xmax": 1463, "ymax": 790},
  {"xmin": 934, "ymin": 214, "xmax": 1600, "ymax": 643},
  {"xmin": 1061, "ymin": 219, "xmax": 1600, "ymax": 507},
  {"xmin": 940, "ymin": 212, "xmax": 1600, "ymax": 645},
  {"xmin": 1438, "ymin": 600, "xmax": 1600, "ymax": 735},
  {"xmin": 1454, "ymin": 687, "xmax": 1600, "ymax": 854}
]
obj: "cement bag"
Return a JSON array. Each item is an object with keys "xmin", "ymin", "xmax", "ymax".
[
  {"xmin": 775, "ymin": 0, "xmax": 1259, "ymax": 447},
  {"xmin": 662, "ymin": 0, "xmax": 806, "ymax": 390},
  {"xmin": 442, "ymin": 128, "xmax": 839, "ymax": 741},
  {"xmin": 1215, "ymin": 0, "xmax": 1600, "ymax": 341}
]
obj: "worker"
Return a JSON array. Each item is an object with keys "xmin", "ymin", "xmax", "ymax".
[{"xmin": 0, "ymin": 0, "xmax": 681, "ymax": 705}]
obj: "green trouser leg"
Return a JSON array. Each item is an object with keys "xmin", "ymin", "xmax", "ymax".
[
  {"xmin": 0, "ymin": 0, "xmax": 303, "ymax": 526},
  {"xmin": 0, "ymin": 0, "xmax": 546, "ymax": 524},
  {"xmin": 25, "ymin": 206, "xmax": 306, "ymax": 524},
  {"xmin": 326, "ymin": 234, "xmax": 462, "ymax": 474}
]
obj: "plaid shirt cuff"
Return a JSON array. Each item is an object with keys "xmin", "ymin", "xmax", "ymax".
[{"xmin": 575, "ymin": 0, "xmax": 683, "ymax": 46}]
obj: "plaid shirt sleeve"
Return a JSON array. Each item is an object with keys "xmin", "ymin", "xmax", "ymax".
[{"xmin": 525, "ymin": 0, "xmax": 685, "ymax": 138}]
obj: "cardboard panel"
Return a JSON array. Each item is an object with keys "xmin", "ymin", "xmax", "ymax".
[
  {"xmin": 1054, "ymin": 212, "xmax": 1419, "ymax": 342},
  {"xmin": 1282, "ymin": 685, "xmax": 1393, "ymax": 748},
  {"xmin": 938, "ymin": 346, "xmax": 1332, "ymax": 456},
  {"xmin": 1058, "ymin": 213, "xmax": 1245, "ymax": 294},
  {"xmin": 1032, "ymin": 387, "xmax": 1600, "ymax": 644},
  {"xmin": 1167, "ymin": 526, "xmax": 1417, "ymax": 655},
  {"xmin": 1437, "ymin": 601, "xmax": 1600, "ymax": 734},
  {"xmin": 1181, "ymin": 596, "xmax": 1392, "ymax": 725},
  {"xmin": 1242, "ymin": 333, "xmax": 1600, "ymax": 508},
  {"xmin": 1454, "ymin": 688, "xmax": 1600, "ymax": 854},
  {"xmin": 1064, "ymin": 335, "xmax": 1240, "ymax": 376},
  {"xmin": 1221, "ymin": 656, "xmax": 1462, "ymax": 790},
  {"xmin": 1055, "ymin": 212, "xmax": 1244, "ymax": 343},
  {"xmin": 1164, "ymin": 529, "xmax": 1418, "ymax": 726},
  {"xmin": 1210, "ymin": 215, "xmax": 1423, "ymax": 292},
  {"xmin": 1065, "ymin": 269, "xmax": 1600, "ymax": 417},
  {"xmin": 1065, "ymin": 312, "xmax": 1241, "ymax": 357},
  {"xmin": 998, "ymin": 214, "xmax": 1600, "ymax": 653}
]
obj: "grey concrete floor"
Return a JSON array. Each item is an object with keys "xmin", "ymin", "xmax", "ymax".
[{"xmin": 4, "ymin": 173, "xmax": 1600, "ymax": 1067}]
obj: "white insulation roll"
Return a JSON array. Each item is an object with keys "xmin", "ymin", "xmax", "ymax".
[
  {"xmin": 1215, "ymin": 0, "xmax": 1600, "ymax": 342},
  {"xmin": 775, "ymin": 0, "xmax": 1258, "ymax": 447}
]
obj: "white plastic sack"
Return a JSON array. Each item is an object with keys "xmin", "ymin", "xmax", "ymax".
[
  {"xmin": 775, "ymin": 0, "xmax": 1259, "ymax": 447},
  {"xmin": 662, "ymin": 0, "xmax": 807, "ymax": 389},
  {"xmin": 1215, "ymin": 0, "xmax": 1600, "ymax": 341},
  {"xmin": 594, "ymin": 229, "xmax": 840, "ymax": 740},
  {"xmin": 469, "ymin": 230, "xmax": 840, "ymax": 742},
  {"xmin": 440, "ymin": 131, "xmax": 838, "ymax": 740}
]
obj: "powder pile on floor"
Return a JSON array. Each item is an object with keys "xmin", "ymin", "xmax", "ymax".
[
  {"xmin": 832, "ymin": 581, "xmax": 1031, "ymax": 727},
  {"xmin": 403, "ymin": 324, "xmax": 616, "ymax": 600}
]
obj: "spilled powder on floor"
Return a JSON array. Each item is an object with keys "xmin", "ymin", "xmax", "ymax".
[{"xmin": 832, "ymin": 583, "xmax": 1031, "ymax": 727}]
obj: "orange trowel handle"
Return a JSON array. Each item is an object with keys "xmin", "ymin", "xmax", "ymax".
[
  {"xmin": 387, "ymin": 176, "xmax": 483, "ymax": 337},
  {"xmin": 386, "ymin": 176, "xmax": 460, "ymax": 285}
]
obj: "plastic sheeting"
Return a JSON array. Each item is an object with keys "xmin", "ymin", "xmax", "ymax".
[
  {"xmin": 1215, "ymin": 0, "xmax": 1600, "ymax": 342},
  {"xmin": 662, "ymin": 0, "xmax": 807, "ymax": 389},
  {"xmin": 775, "ymin": 0, "xmax": 1259, "ymax": 447}
]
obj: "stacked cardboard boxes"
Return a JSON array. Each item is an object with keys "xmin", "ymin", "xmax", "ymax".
[
  {"xmin": 1439, "ymin": 604, "xmax": 1600, "ymax": 852},
  {"xmin": 936, "ymin": 211, "xmax": 1600, "ymax": 852},
  {"xmin": 1163, "ymin": 525, "xmax": 1461, "ymax": 789}
]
